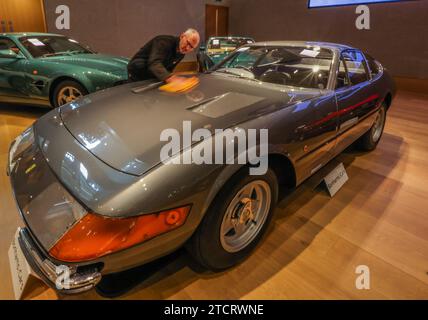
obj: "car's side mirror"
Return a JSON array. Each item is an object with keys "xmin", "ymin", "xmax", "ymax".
[{"xmin": 0, "ymin": 49, "xmax": 20, "ymax": 59}]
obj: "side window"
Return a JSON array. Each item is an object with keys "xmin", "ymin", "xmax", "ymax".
[
  {"xmin": 258, "ymin": 49, "xmax": 282, "ymax": 66},
  {"xmin": 342, "ymin": 50, "xmax": 369, "ymax": 85},
  {"xmin": 0, "ymin": 38, "xmax": 20, "ymax": 54},
  {"xmin": 364, "ymin": 53, "xmax": 381, "ymax": 78},
  {"xmin": 226, "ymin": 50, "xmax": 263, "ymax": 69},
  {"xmin": 336, "ymin": 59, "xmax": 350, "ymax": 89}
]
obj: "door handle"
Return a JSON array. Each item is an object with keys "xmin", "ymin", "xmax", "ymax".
[{"xmin": 8, "ymin": 20, "xmax": 14, "ymax": 32}]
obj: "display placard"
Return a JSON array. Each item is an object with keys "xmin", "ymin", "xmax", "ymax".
[
  {"xmin": 27, "ymin": 38, "xmax": 45, "ymax": 46},
  {"xmin": 324, "ymin": 163, "xmax": 349, "ymax": 197},
  {"xmin": 8, "ymin": 229, "xmax": 41, "ymax": 300}
]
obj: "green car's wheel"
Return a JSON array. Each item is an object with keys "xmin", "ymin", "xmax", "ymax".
[
  {"xmin": 187, "ymin": 167, "xmax": 278, "ymax": 271},
  {"xmin": 53, "ymin": 80, "xmax": 88, "ymax": 108}
]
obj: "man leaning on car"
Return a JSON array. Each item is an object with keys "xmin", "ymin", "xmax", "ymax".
[{"xmin": 127, "ymin": 28, "xmax": 200, "ymax": 85}]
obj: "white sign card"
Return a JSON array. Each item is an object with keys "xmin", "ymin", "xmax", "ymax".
[
  {"xmin": 300, "ymin": 49, "xmax": 320, "ymax": 58},
  {"xmin": 8, "ymin": 229, "xmax": 41, "ymax": 300},
  {"xmin": 324, "ymin": 163, "xmax": 349, "ymax": 197},
  {"xmin": 28, "ymin": 38, "xmax": 46, "ymax": 47}
]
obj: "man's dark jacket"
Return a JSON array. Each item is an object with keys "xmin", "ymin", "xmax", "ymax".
[{"xmin": 128, "ymin": 35, "xmax": 185, "ymax": 82}]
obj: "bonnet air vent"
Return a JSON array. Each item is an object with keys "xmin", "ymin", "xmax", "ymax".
[{"xmin": 188, "ymin": 92, "xmax": 265, "ymax": 118}]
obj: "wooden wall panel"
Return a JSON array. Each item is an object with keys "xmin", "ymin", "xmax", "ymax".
[
  {"xmin": 0, "ymin": 0, "xmax": 46, "ymax": 33},
  {"xmin": 205, "ymin": 4, "xmax": 229, "ymax": 39}
]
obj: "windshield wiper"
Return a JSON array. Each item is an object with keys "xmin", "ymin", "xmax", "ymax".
[
  {"xmin": 214, "ymin": 69, "xmax": 259, "ymax": 82},
  {"xmin": 214, "ymin": 69, "xmax": 239, "ymax": 76},
  {"xmin": 41, "ymin": 50, "xmax": 89, "ymax": 58},
  {"xmin": 68, "ymin": 50, "xmax": 89, "ymax": 55},
  {"xmin": 41, "ymin": 52, "xmax": 69, "ymax": 58}
]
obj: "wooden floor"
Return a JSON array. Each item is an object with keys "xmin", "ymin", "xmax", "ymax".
[{"xmin": 0, "ymin": 91, "xmax": 427, "ymax": 300}]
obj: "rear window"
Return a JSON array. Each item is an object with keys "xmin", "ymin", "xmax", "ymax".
[
  {"xmin": 364, "ymin": 53, "xmax": 382, "ymax": 77},
  {"xmin": 342, "ymin": 50, "xmax": 369, "ymax": 85}
]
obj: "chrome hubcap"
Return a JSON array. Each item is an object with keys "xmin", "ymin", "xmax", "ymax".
[
  {"xmin": 372, "ymin": 107, "xmax": 386, "ymax": 143},
  {"xmin": 220, "ymin": 180, "xmax": 271, "ymax": 253},
  {"xmin": 57, "ymin": 86, "xmax": 83, "ymax": 106}
]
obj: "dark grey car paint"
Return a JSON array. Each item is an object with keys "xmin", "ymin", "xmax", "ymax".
[
  {"xmin": 9, "ymin": 41, "xmax": 396, "ymax": 277},
  {"xmin": 59, "ymin": 74, "xmax": 323, "ymax": 176}
]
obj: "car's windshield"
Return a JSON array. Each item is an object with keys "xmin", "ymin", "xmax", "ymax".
[
  {"xmin": 19, "ymin": 36, "xmax": 92, "ymax": 58},
  {"xmin": 214, "ymin": 46, "xmax": 334, "ymax": 90},
  {"xmin": 208, "ymin": 38, "xmax": 254, "ymax": 51}
]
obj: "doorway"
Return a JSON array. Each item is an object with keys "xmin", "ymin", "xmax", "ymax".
[
  {"xmin": 0, "ymin": 0, "xmax": 46, "ymax": 33},
  {"xmin": 205, "ymin": 4, "xmax": 229, "ymax": 40}
]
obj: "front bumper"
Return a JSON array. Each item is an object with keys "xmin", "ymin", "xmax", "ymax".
[{"xmin": 18, "ymin": 227, "xmax": 102, "ymax": 295}]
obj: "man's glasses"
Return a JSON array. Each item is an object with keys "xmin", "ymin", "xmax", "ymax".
[{"xmin": 186, "ymin": 39, "xmax": 196, "ymax": 50}]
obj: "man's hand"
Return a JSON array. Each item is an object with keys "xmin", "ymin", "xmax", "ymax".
[
  {"xmin": 165, "ymin": 75, "xmax": 187, "ymax": 84},
  {"xmin": 160, "ymin": 76, "xmax": 200, "ymax": 93}
]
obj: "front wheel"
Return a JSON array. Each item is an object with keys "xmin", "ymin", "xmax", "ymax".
[
  {"xmin": 187, "ymin": 167, "xmax": 278, "ymax": 271},
  {"xmin": 52, "ymin": 80, "xmax": 88, "ymax": 108},
  {"xmin": 356, "ymin": 102, "xmax": 387, "ymax": 151}
]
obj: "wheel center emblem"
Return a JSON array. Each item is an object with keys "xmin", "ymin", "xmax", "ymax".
[{"xmin": 237, "ymin": 198, "xmax": 254, "ymax": 225}]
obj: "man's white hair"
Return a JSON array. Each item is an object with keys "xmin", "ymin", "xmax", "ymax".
[{"xmin": 183, "ymin": 28, "xmax": 200, "ymax": 37}]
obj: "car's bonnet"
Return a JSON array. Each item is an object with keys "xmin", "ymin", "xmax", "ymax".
[{"xmin": 60, "ymin": 74, "xmax": 322, "ymax": 176}]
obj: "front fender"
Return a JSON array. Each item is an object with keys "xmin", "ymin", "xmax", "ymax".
[{"xmin": 49, "ymin": 70, "xmax": 122, "ymax": 95}]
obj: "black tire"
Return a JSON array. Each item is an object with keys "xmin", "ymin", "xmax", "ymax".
[
  {"xmin": 52, "ymin": 80, "xmax": 88, "ymax": 108},
  {"xmin": 356, "ymin": 102, "xmax": 387, "ymax": 151},
  {"xmin": 187, "ymin": 167, "xmax": 278, "ymax": 271}
]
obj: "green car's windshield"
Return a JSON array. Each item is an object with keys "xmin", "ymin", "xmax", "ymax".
[
  {"xmin": 19, "ymin": 36, "xmax": 92, "ymax": 58},
  {"xmin": 214, "ymin": 46, "xmax": 334, "ymax": 90}
]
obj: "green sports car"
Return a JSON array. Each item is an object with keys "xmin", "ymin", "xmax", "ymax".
[{"xmin": 0, "ymin": 33, "xmax": 129, "ymax": 108}]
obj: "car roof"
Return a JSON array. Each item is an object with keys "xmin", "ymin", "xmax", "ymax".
[
  {"xmin": 0, "ymin": 32, "xmax": 64, "ymax": 39},
  {"xmin": 249, "ymin": 40, "xmax": 355, "ymax": 52}
]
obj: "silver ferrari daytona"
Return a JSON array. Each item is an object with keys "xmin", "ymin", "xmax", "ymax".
[{"xmin": 8, "ymin": 41, "xmax": 395, "ymax": 294}]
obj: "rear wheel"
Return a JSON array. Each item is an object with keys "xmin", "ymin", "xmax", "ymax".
[
  {"xmin": 187, "ymin": 167, "xmax": 278, "ymax": 271},
  {"xmin": 52, "ymin": 80, "xmax": 88, "ymax": 108},
  {"xmin": 357, "ymin": 102, "xmax": 387, "ymax": 151}
]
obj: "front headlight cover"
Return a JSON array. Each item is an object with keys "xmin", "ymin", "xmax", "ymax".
[{"xmin": 9, "ymin": 126, "xmax": 35, "ymax": 173}]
